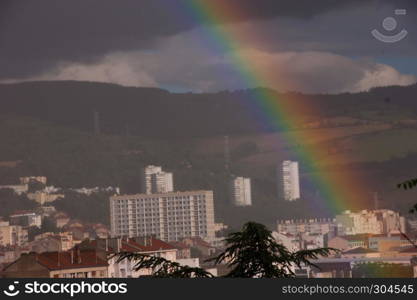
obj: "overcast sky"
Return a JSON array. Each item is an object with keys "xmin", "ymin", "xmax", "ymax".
[{"xmin": 1, "ymin": 0, "xmax": 417, "ymax": 93}]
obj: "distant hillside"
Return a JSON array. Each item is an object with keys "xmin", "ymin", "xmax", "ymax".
[
  {"xmin": 1, "ymin": 81, "xmax": 417, "ymax": 228},
  {"xmin": 2, "ymin": 81, "xmax": 417, "ymax": 138}
]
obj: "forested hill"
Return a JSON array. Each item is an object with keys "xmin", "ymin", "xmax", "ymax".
[{"xmin": 2, "ymin": 81, "xmax": 417, "ymax": 138}]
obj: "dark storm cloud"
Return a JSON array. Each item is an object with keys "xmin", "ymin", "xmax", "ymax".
[
  {"xmin": 0, "ymin": 0, "xmax": 377, "ymax": 79},
  {"xmin": 1, "ymin": 0, "xmax": 417, "ymax": 81}
]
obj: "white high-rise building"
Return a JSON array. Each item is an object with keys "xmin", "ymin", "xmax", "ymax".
[
  {"xmin": 110, "ymin": 191, "xmax": 215, "ymax": 242},
  {"xmin": 141, "ymin": 165, "xmax": 174, "ymax": 194},
  {"xmin": 281, "ymin": 160, "xmax": 300, "ymax": 201},
  {"xmin": 230, "ymin": 177, "xmax": 252, "ymax": 206}
]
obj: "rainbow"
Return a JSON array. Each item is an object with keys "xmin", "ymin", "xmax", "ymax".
[{"xmin": 182, "ymin": 0, "xmax": 369, "ymax": 214}]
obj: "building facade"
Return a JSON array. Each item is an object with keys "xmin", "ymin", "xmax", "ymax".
[
  {"xmin": 110, "ymin": 191, "xmax": 215, "ymax": 242},
  {"xmin": 0, "ymin": 221, "xmax": 28, "ymax": 247},
  {"xmin": 9, "ymin": 211, "xmax": 42, "ymax": 228},
  {"xmin": 141, "ymin": 165, "xmax": 174, "ymax": 194},
  {"xmin": 281, "ymin": 160, "xmax": 300, "ymax": 201},
  {"xmin": 277, "ymin": 218, "xmax": 337, "ymax": 236},
  {"xmin": 2, "ymin": 250, "xmax": 108, "ymax": 278},
  {"xmin": 230, "ymin": 177, "xmax": 252, "ymax": 206},
  {"xmin": 335, "ymin": 210, "xmax": 406, "ymax": 236}
]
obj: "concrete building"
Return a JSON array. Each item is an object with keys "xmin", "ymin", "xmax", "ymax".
[
  {"xmin": 19, "ymin": 176, "xmax": 47, "ymax": 185},
  {"xmin": 9, "ymin": 211, "xmax": 42, "ymax": 228},
  {"xmin": 277, "ymin": 218, "xmax": 337, "ymax": 237},
  {"xmin": 0, "ymin": 184, "xmax": 28, "ymax": 195},
  {"xmin": 336, "ymin": 209, "xmax": 406, "ymax": 236},
  {"xmin": 281, "ymin": 160, "xmax": 300, "ymax": 201},
  {"xmin": 141, "ymin": 165, "xmax": 174, "ymax": 194},
  {"xmin": 27, "ymin": 192, "xmax": 64, "ymax": 205},
  {"xmin": 0, "ymin": 222, "xmax": 28, "ymax": 247},
  {"xmin": 328, "ymin": 234, "xmax": 372, "ymax": 252},
  {"xmin": 110, "ymin": 191, "xmax": 215, "ymax": 242},
  {"xmin": 30, "ymin": 232, "xmax": 77, "ymax": 252},
  {"xmin": 368, "ymin": 234, "xmax": 413, "ymax": 253},
  {"xmin": 230, "ymin": 177, "xmax": 252, "ymax": 206},
  {"xmin": 273, "ymin": 231, "xmax": 326, "ymax": 252}
]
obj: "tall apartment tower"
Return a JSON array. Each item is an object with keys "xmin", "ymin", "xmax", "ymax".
[
  {"xmin": 281, "ymin": 160, "xmax": 300, "ymax": 201},
  {"xmin": 110, "ymin": 191, "xmax": 215, "ymax": 242},
  {"xmin": 141, "ymin": 165, "xmax": 174, "ymax": 194},
  {"xmin": 230, "ymin": 177, "xmax": 252, "ymax": 206}
]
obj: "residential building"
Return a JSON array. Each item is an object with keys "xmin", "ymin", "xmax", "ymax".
[
  {"xmin": 141, "ymin": 165, "xmax": 174, "ymax": 194},
  {"xmin": 181, "ymin": 237, "xmax": 217, "ymax": 257},
  {"xmin": 9, "ymin": 211, "xmax": 42, "ymax": 228},
  {"xmin": 19, "ymin": 176, "xmax": 47, "ymax": 185},
  {"xmin": 336, "ymin": 209, "xmax": 406, "ymax": 236},
  {"xmin": 36, "ymin": 206, "xmax": 56, "ymax": 217},
  {"xmin": 30, "ymin": 232, "xmax": 77, "ymax": 252},
  {"xmin": 310, "ymin": 261, "xmax": 352, "ymax": 278},
  {"xmin": 0, "ymin": 222, "xmax": 28, "ymax": 247},
  {"xmin": 281, "ymin": 160, "xmax": 300, "ymax": 201},
  {"xmin": 53, "ymin": 212, "xmax": 70, "ymax": 228},
  {"xmin": 277, "ymin": 218, "xmax": 337, "ymax": 237},
  {"xmin": 110, "ymin": 191, "xmax": 215, "ymax": 242},
  {"xmin": 27, "ymin": 192, "xmax": 64, "ymax": 205},
  {"xmin": 2, "ymin": 248, "xmax": 108, "ymax": 278},
  {"xmin": 273, "ymin": 231, "xmax": 326, "ymax": 252},
  {"xmin": 230, "ymin": 177, "xmax": 252, "ymax": 206},
  {"xmin": 328, "ymin": 234, "xmax": 371, "ymax": 251},
  {"xmin": 369, "ymin": 234, "xmax": 414, "ymax": 253},
  {"xmin": 71, "ymin": 186, "xmax": 120, "ymax": 196},
  {"xmin": 0, "ymin": 184, "xmax": 28, "ymax": 195},
  {"xmin": 78, "ymin": 237, "xmax": 178, "ymax": 278},
  {"xmin": 341, "ymin": 247, "xmax": 380, "ymax": 259},
  {"xmin": 169, "ymin": 241, "xmax": 192, "ymax": 259},
  {"xmin": 0, "ymin": 246, "xmax": 29, "ymax": 265}
]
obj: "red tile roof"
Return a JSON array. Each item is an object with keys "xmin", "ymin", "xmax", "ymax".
[
  {"xmin": 399, "ymin": 246, "xmax": 417, "ymax": 254},
  {"xmin": 35, "ymin": 250, "xmax": 108, "ymax": 270},
  {"xmin": 127, "ymin": 238, "xmax": 176, "ymax": 252},
  {"xmin": 343, "ymin": 247, "xmax": 378, "ymax": 254},
  {"xmin": 168, "ymin": 241, "xmax": 190, "ymax": 250},
  {"xmin": 78, "ymin": 237, "xmax": 176, "ymax": 254}
]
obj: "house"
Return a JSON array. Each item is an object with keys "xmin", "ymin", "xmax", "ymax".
[
  {"xmin": 168, "ymin": 241, "xmax": 191, "ymax": 259},
  {"xmin": 342, "ymin": 247, "xmax": 380, "ymax": 259},
  {"xmin": 63, "ymin": 220, "xmax": 90, "ymax": 240},
  {"xmin": 9, "ymin": 210, "xmax": 42, "ymax": 228},
  {"xmin": 2, "ymin": 248, "xmax": 108, "ymax": 278},
  {"xmin": 30, "ymin": 232, "xmax": 77, "ymax": 252},
  {"xmin": 0, "ymin": 222, "xmax": 28, "ymax": 247},
  {"xmin": 328, "ymin": 234, "xmax": 370, "ymax": 251},
  {"xmin": 181, "ymin": 237, "xmax": 217, "ymax": 257},
  {"xmin": 27, "ymin": 192, "xmax": 64, "ymax": 205},
  {"xmin": 91, "ymin": 224, "xmax": 110, "ymax": 239},
  {"xmin": 310, "ymin": 262, "xmax": 352, "ymax": 278},
  {"xmin": 77, "ymin": 237, "xmax": 178, "ymax": 278},
  {"xmin": 53, "ymin": 212, "xmax": 70, "ymax": 228}
]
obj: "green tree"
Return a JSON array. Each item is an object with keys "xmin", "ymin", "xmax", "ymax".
[
  {"xmin": 28, "ymin": 180, "xmax": 46, "ymax": 193},
  {"xmin": 207, "ymin": 222, "xmax": 336, "ymax": 278},
  {"xmin": 397, "ymin": 178, "xmax": 417, "ymax": 213},
  {"xmin": 114, "ymin": 221, "xmax": 337, "ymax": 278}
]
